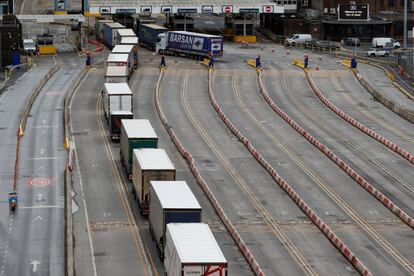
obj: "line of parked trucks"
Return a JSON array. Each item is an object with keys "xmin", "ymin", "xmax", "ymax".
[{"xmin": 95, "ymin": 18, "xmax": 228, "ymax": 276}]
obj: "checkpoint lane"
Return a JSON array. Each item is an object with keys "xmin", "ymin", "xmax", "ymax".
[
  {"xmin": 70, "ymin": 63, "xmax": 155, "ymax": 276},
  {"xmin": 132, "ymin": 53, "xmax": 252, "ymax": 274}
]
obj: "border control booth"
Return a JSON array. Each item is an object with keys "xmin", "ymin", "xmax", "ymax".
[{"xmin": 83, "ymin": 0, "xmax": 286, "ymax": 43}]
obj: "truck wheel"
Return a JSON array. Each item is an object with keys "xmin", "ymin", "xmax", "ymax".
[{"xmin": 384, "ymin": 52, "xmax": 389, "ymax": 57}]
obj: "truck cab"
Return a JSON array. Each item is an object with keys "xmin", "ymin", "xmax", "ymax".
[{"xmin": 155, "ymin": 33, "xmax": 167, "ymax": 54}]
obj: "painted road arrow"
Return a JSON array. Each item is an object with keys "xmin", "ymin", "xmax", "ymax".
[{"xmin": 30, "ymin": 260, "xmax": 40, "ymax": 272}]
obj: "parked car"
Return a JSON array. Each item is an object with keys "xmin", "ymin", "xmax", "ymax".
[
  {"xmin": 367, "ymin": 48, "xmax": 390, "ymax": 57},
  {"xmin": 285, "ymin": 34, "xmax": 312, "ymax": 45},
  {"xmin": 314, "ymin": 40, "xmax": 340, "ymax": 50},
  {"xmin": 372, "ymin": 37, "xmax": 400, "ymax": 49},
  {"xmin": 342, "ymin": 37, "xmax": 360, "ymax": 46}
]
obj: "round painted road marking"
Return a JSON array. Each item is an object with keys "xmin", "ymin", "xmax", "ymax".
[{"xmin": 28, "ymin": 177, "xmax": 52, "ymax": 187}]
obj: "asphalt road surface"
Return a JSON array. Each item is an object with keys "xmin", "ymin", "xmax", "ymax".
[
  {"xmin": 0, "ymin": 54, "xmax": 83, "ymax": 276},
  {"xmin": 3, "ymin": 21, "xmax": 413, "ymax": 276},
  {"xmin": 69, "ymin": 38, "xmax": 414, "ymax": 275}
]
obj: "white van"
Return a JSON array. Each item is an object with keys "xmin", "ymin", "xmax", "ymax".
[
  {"xmin": 285, "ymin": 34, "xmax": 312, "ymax": 45},
  {"xmin": 23, "ymin": 39, "xmax": 36, "ymax": 54},
  {"xmin": 372, "ymin": 37, "xmax": 401, "ymax": 49}
]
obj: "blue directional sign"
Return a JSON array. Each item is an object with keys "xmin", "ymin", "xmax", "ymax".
[{"xmin": 55, "ymin": 0, "xmax": 66, "ymax": 11}]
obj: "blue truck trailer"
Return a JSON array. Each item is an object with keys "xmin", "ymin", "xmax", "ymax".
[
  {"xmin": 138, "ymin": 24, "xmax": 168, "ymax": 50},
  {"xmin": 103, "ymin": 22, "xmax": 126, "ymax": 49},
  {"xmin": 156, "ymin": 31, "xmax": 224, "ymax": 59}
]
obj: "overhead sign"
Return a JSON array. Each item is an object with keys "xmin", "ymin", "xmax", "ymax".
[
  {"xmin": 161, "ymin": 5, "xmax": 172, "ymax": 14},
  {"xmin": 222, "ymin": 5, "xmax": 233, "ymax": 14},
  {"xmin": 263, "ymin": 5, "xmax": 274, "ymax": 13},
  {"xmin": 177, "ymin": 8, "xmax": 197, "ymax": 13},
  {"xmin": 141, "ymin": 5, "xmax": 152, "ymax": 14},
  {"xmin": 55, "ymin": 0, "xmax": 65, "ymax": 11},
  {"xmin": 239, "ymin": 8, "xmax": 260, "ymax": 14},
  {"xmin": 202, "ymin": 5, "xmax": 213, "ymax": 13},
  {"xmin": 338, "ymin": 4, "xmax": 369, "ymax": 20},
  {"xmin": 100, "ymin": 6, "xmax": 111, "ymax": 14}
]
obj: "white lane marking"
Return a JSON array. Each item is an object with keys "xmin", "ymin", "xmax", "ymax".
[
  {"xmin": 70, "ymin": 71, "xmax": 98, "ymax": 276},
  {"xmin": 32, "ymin": 125, "xmax": 56, "ymax": 128},
  {"xmin": 30, "ymin": 260, "xmax": 40, "ymax": 272},
  {"xmin": 0, "ymin": 213, "xmax": 14, "ymax": 274},
  {"xmin": 20, "ymin": 205, "xmax": 63, "ymax": 209},
  {"xmin": 34, "ymin": 216, "xmax": 42, "ymax": 221},
  {"xmin": 40, "ymin": 148, "xmax": 44, "ymax": 155},
  {"xmin": 35, "ymin": 193, "xmax": 46, "ymax": 202},
  {"xmin": 28, "ymin": 157, "xmax": 60, "ymax": 160},
  {"xmin": 42, "ymin": 119, "xmax": 46, "ymax": 125}
]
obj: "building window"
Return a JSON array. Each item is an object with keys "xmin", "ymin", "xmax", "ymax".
[{"xmin": 302, "ymin": 0, "xmax": 308, "ymax": 6}]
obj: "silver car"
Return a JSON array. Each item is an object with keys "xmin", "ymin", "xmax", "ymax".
[{"xmin": 367, "ymin": 48, "xmax": 390, "ymax": 57}]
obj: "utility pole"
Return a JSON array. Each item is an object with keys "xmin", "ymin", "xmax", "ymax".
[{"xmin": 404, "ymin": 0, "xmax": 408, "ymax": 49}]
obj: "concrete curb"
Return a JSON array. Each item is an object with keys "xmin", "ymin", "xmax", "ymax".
[
  {"xmin": 13, "ymin": 62, "xmax": 61, "ymax": 190},
  {"xmin": 288, "ymin": 70, "xmax": 414, "ymax": 229},
  {"xmin": 209, "ymin": 69, "xmax": 371, "ymax": 276},
  {"xmin": 19, "ymin": 62, "xmax": 61, "ymax": 134},
  {"xmin": 154, "ymin": 69, "xmax": 265, "ymax": 276},
  {"xmin": 63, "ymin": 69, "xmax": 88, "ymax": 149},
  {"xmin": 352, "ymin": 67, "xmax": 414, "ymax": 124},
  {"xmin": 62, "ymin": 68, "xmax": 88, "ymax": 276},
  {"xmin": 64, "ymin": 167, "xmax": 73, "ymax": 276},
  {"xmin": 305, "ymin": 70, "xmax": 414, "ymax": 165}
]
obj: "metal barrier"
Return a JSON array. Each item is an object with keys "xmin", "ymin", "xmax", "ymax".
[
  {"xmin": 352, "ymin": 70, "xmax": 414, "ymax": 124},
  {"xmin": 284, "ymin": 41, "xmax": 341, "ymax": 55}
]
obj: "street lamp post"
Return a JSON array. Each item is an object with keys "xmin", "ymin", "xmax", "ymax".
[{"xmin": 404, "ymin": 0, "xmax": 408, "ymax": 49}]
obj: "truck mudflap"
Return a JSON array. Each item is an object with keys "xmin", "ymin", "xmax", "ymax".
[
  {"xmin": 140, "ymin": 202, "xmax": 150, "ymax": 215},
  {"xmin": 203, "ymin": 265, "xmax": 227, "ymax": 276}
]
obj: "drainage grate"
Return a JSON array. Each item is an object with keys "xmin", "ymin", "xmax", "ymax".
[{"xmin": 202, "ymin": 159, "xmax": 213, "ymax": 166}]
